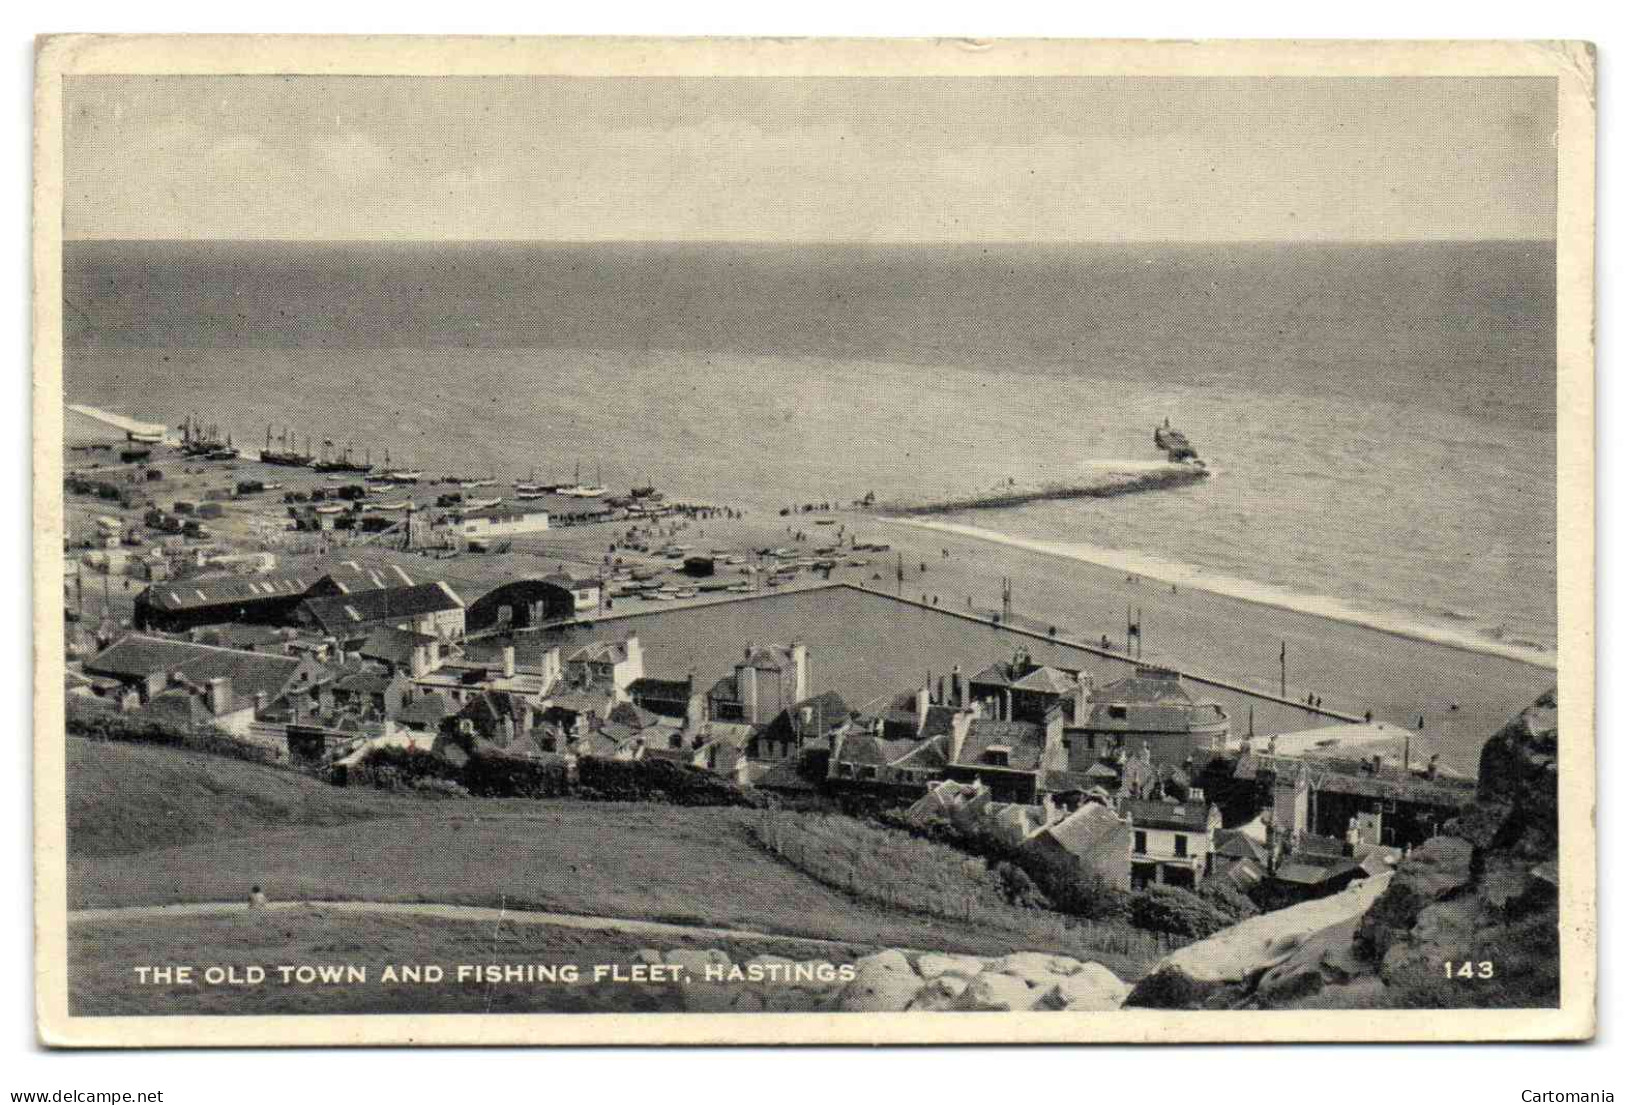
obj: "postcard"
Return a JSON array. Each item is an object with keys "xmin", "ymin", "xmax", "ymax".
[{"xmin": 32, "ymin": 34, "xmax": 1595, "ymax": 1046}]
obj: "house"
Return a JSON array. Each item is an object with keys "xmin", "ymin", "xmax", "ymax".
[
  {"xmin": 750, "ymin": 690, "xmax": 851, "ymax": 762},
  {"xmin": 133, "ymin": 674, "xmax": 257, "ymax": 737},
  {"xmin": 942, "ymin": 708, "xmax": 1069, "ymax": 804},
  {"xmin": 1021, "ymin": 801, "xmax": 1134, "ymax": 892},
  {"xmin": 563, "ymin": 636, "xmax": 644, "ymax": 694},
  {"xmin": 627, "ymin": 674, "xmax": 704, "ymax": 723},
  {"xmin": 707, "ymin": 641, "xmax": 808, "ymax": 725},
  {"xmin": 326, "ymin": 667, "xmax": 408, "ymax": 720},
  {"xmin": 445, "ymin": 690, "xmax": 537, "ymax": 750},
  {"xmin": 964, "ymin": 648, "xmax": 1092, "ymax": 725},
  {"xmin": 83, "ymin": 633, "xmax": 325, "ymax": 715},
  {"xmin": 358, "ymin": 625, "xmax": 443, "ymax": 678},
  {"xmin": 395, "ymin": 691, "xmax": 453, "ymax": 739},
  {"xmin": 296, "ymin": 581, "xmax": 466, "ymax": 645},
  {"xmin": 444, "ymin": 504, "xmax": 550, "ymax": 539},
  {"xmin": 413, "ymin": 645, "xmax": 562, "ymax": 706},
  {"xmin": 1071, "ymin": 665, "xmax": 1230, "ymax": 766},
  {"xmin": 1121, "ymin": 797, "xmax": 1223, "ymax": 889},
  {"xmin": 1300, "ymin": 757, "xmax": 1474, "ymax": 849},
  {"xmin": 827, "ymin": 728, "xmax": 953, "ymax": 794}
]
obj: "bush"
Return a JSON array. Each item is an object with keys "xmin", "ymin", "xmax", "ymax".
[
  {"xmin": 344, "ymin": 746, "xmax": 462, "ymax": 791},
  {"xmin": 576, "ymin": 756, "xmax": 760, "ymax": 808},
  {"xmin": 993, "ymin": 861, "xmax": 1052, "ymax": 910},
  {"xmin": 1197, "ymin": 877, "xmax": 1261, "ymax": 923},
  {"xmin": 66, "ymin": 702, "xmax": 284, "ymax": 769},
  {"xmin": 1128, "ymin": 884, "xmax": 1234, "ymax": 939},
  {"xmin": 463, "ymin": 752, "xmax": 570, "ymax": 799}
]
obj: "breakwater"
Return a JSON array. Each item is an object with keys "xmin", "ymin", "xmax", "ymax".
[{"xmin": 872, "ymin": 464, "xmax": 1208, "ymax": 516}]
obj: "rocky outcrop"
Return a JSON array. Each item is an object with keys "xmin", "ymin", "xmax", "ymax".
[
  {"xmin": 1123, "ymin": 874, "xmax": 1392, "ymax": 1009},
  {"xmin": 627, "ymin": 946, "xmax": 1130, "ymax": 1013},
  {"xmin": 1127, "ymin": 689, "xmax": 1563, "ymax": 1011}
]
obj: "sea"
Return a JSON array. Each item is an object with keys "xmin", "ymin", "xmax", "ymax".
[{"xmin": 62, "ymin": 239, "xmax": 1558, "ymax": 666}]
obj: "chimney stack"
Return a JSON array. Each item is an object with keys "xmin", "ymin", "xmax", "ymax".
[
  {"xmin": 502, "ymin": 645, "xmax": 516, "ymax": 679},
  {"xmin": 206, "ymin": 676, "xmax": 233, "ymax": 717}
]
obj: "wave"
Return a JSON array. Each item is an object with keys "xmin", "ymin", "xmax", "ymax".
[{"xmin": 883, "ymin": 517, "xmax": 1557, "ymax": 671}]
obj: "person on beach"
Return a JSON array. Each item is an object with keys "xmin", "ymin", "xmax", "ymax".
[{"xmin": 248, "ymin": 885, "xmax": 267, "ymax": 909}]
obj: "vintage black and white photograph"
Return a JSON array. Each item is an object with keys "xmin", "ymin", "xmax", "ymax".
[{"xmin": 33, "ymin": 36, "xmax": 1595, "ymax": 1045}]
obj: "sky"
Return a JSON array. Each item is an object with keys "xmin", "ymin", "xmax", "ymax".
[{"xmin": 62, "ymin": 75, "xmax": 1558, "ymax": 242}]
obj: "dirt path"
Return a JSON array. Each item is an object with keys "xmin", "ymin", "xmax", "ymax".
[{"xmin": 68, "ymin": 899, "xmax": 875, "ymax": 953}]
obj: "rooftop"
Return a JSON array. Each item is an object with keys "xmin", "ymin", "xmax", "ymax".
[
  {"xmin": 85, "ymin": 633, "xmax": 311, "ymax": 705},
  {"xmin": 1121, "ymin": 797, "xmax": 1215, "ymax": 833},
  {"xmin": 300, "ymin": 581, "xmax": 464, "ymax": 632}
]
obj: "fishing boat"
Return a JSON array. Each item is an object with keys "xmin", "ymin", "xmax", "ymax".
[
  {"xmin": 385, "ymin": 469, "xmax": 422, "ymax": 483},
  {"xmin": 516, "ymin": 490, "xmax": 549, "ymax": 500},
  {"xmin": 557, "ymin": 460, "xmax": 607, "ymax": 497},
  {"xmin": 367, "ymin": 482, "xmax": 396, "ymax": 493},
  {"xmin": 464, "ymin": 496, "xmax": 503, "ymax": 510},
  {"xmin": 261, "ymin": 426, "xmax": 314, "ymax": 467},
  {"xmin": 310, "ymin": 440, "xmax": 374, "ymax": 474}
]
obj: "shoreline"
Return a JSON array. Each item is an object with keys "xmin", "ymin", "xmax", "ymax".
[{"xmin": 883, "ymin": 515, "xmax": 1555, "ymax": 672}]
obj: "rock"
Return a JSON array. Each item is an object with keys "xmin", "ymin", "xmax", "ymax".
[
  {"xmin": 633, "ymin": 948, "xmax": 665, "ymax": 969},
  {"xmin": 1354, "ymin": 836, "xmax": 1473, "ymax": 963},
  {"xmin": 913, "ymin": 952, "xmax": 987, "ymax": 980},
  {"xmin": 852, "ymin": 948, "xmax": 915, "ymax": 975},
  {"xmin": 664, "ymin": 948, "xmax": 730, "ymax": 977},
  {"xmin": 907, "ymin": 976, "xmax": 969, "ymax": 1011},
  {"xmin": 682, "ymin": 981, "xmax": 744, "ymax": 1013},
  {"xmin": 762, "ymin": 987, "xmax": 821, "ymax": 1012},
  {"xmin": 731, "ymin": 990, "xmax": 765, "ymax": 1013},
  {"xmin": 1036, "ymin": 965, "xmax": 1130, "ymax": 1011},
  {"xmin": 951, "ymin": 972, "xmax": 1040, "ymax": 1012},
  {"xmin": 838, "ymin": 962, "xmax": 924, "ymax": 1012},
  {"xmin": 994, "ymin": 951, "xmax": 1084, "ymax": 979}
]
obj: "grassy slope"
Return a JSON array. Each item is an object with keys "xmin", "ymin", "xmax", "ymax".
[
  {"xmin": 67, "ymin": 739, "xmax": 1160, "ymax": 983},
  {"xmin": 70, "ymin": 907, "xmax": 822, "ymax": 1016}
]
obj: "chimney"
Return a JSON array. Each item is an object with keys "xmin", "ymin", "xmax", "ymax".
[
  {"xmin": 625, "ymin": 634, "xmax": 645, "ymax": 684},
  {"xmin": 1044, "ymin": 707, "xmax": 1064, "ymax": 756},
  {"xmin": 502, "ymin": 645, "xmax": 516, "ymax": 679},
  {"xmin": 951, "ymin": 664, "xmax": 963, "ymax": 707},
  {"xmin": 739, "ymin": 662, "xmax": 759, "ymax": 724},
  {"xmin": 915, "ymin": 682, "xmax": 930, "ymax": 735},
  {"xmin": 253, "ymin": 690, "xmax": 268, "ymax": 717},
  {"xmin": 789, "ymin": 640, "xmax": 808, "ymax": 702},
  {"xmin": 1426, "ymin": 753, "xmax": 1439, "ymax": 780},
  {"xmin": 1371, "ymin": 754, "xmax": 1382, "ymax": 776},
  {"xmin": 206, "ymin": 676, "xmax": 233, "ymax": 717}
]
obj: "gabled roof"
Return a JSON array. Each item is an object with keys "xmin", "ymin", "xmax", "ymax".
[
  {"xmin": 1273, "ymin": 858, "xmax": 1361, "ymax": 886},
  {"xmin": 628, "ymin": 676, "xmax": 693, "ymax": 702},
  {"xmin": 568, "ymin": 638, "xmax": 632, "ymax": 665},
  {"xmin": 85, "ymin": 633, "xmax": 311, "ymax": 705},
  {"xmin": 359, "ymin": 625, "xmax": 437, "ymax": 666},
  {"xmin": 318, "ymin": 560, "xmax": 415, "ymax": 594},
  {"xmin": 397, "ymin": 692, "xmax": 452, "ymax": 727},
  {"xmin": 835, "ymin": 732, "xmax": 923, "ymax": 768},
  {"xmin": 754, "ymin": 691, "xmax": 852, "ymax": 746},
  {"xmin": 1084, "ymin": 667, "xmax": 1227, "ymax": 732},
  {"xmin": 1032, "ymin": 801, "xmax": 1131, "ymax": 860},
  {"xmin": 1011, "ymin": 666, "xmax": 1081, "ymax": 696},
  {"xmin": 954, "ymin": 718, "xmax": 1047, "ymax": 772},
  {"xmin": 1214, "ymin": 828, "xmax": 1271, "ymax": 863},
  {"xmin": 608, "ymin": 701, "xmax": 664, "ymax": 730},
  {"xmin": 1121, "ymin": 798, "xmax": 1216, "ymax": 833},
  {"xmin": 139, "ymin": 575, "xmax": 317, "ymax": 612},
  {"xmin": 300, "ymin": 582, "xmax": 464, "ymax": 633},
  {"xmin": 333, "ymin": 669, "xmax": 396, "ymax": 698}
]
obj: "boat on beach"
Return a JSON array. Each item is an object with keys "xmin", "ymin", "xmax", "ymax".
[{"xmin": 1154, "ymin": 418, "xmax": 1203, "ymax": 464}]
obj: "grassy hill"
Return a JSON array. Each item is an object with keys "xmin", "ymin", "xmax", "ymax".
[{"xmin": 66, "ymin": 737, "xmax": 1164, "ymax": 1013}]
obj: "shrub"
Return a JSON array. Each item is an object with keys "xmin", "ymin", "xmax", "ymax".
[
  {"xmin": 576, "ymin": 756, "xmax": 760, "ymax": 808},
  {"xmin": 993, "ymin": 861, "xmax": 1051, "ymax": 910},
  {"xmin": 1129, "ymin": 884, "xmax": 1234, "ymax": 939},
  {"xmin": 1197, "ymin": 877, "xmax": 1261, "ymax": 923},
  {"xmin": 66, "ymin": 702, "xmax": 283, "ymax": 769},
  {"xmin": 344, "ymin": 746, "xmax": 461, "ymax": 791},
  {"xmin": 463, "ymin": 752, "xmax": 570, "ymax": 799}
]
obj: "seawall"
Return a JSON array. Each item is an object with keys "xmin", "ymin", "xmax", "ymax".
[{"xmin": 872, "ymin": 465, "xmax": 1208, "ymax": 516}]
